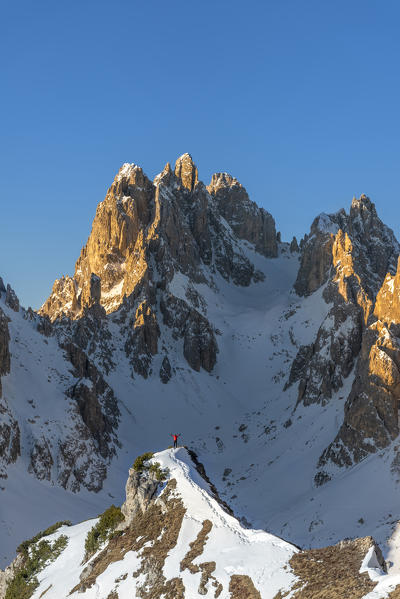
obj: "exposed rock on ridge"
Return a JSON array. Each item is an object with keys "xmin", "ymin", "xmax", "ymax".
[
  {"xmin": 318, "ymin": 256, "xmax": 400, "ymax": 475},
  {"xmin": 119, "ymin": 465, "xmax": 162, "ymax": 528},
  {"xmin": 174, "ymin": 152, "xmax": 198, "ymax": 191},
  {"xmin": 287, "ymin": 196, "xmax": 400, "ymax": 481},
  {"xmin": 0, "ymin": 295, "xmax": 20, "ymax": 478},
  {"xmin": 295, "ymin": 196, "xmax": 399, "ymax": 299},
  {"xmin": 279, "ymin": 536, "xmax": 385, "ymax": 599},
  {"xmin": 0, "ymin": 307, "xmax": 10, "ymax": 397},
  {"xmin": 207, "ymin": 172, "xmax": 278, "ymax": 258},
  {"xmin": 39, "ymin": 154, "xmax": 277, "ymax": 378}
]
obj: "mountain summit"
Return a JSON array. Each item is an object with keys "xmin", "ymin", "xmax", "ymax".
[
  {"xmin": 39, "ymin": 154, "xmax": 277, "ymax": 322},
  {"xmin": 3, "ymin": 156, "xmax": 400, "ymax": 592}
]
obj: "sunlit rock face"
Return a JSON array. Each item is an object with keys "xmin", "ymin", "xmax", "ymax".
[
  {"xmin": 207, "ymin": 172, "xmax": 278, "ymax": 258},
  {"xmin": 318, "ymin": 257, "xmax": 400, "ymax": 474},
  {"xmin": 294, "ymin": 210, "xmax": 347, "ymax": 297},
  {"xmin": 40, "ymin": 163, "xmax": 155, "ymax": 319},
  {"xmin": 295, "ymin": 196, "xmax": 399, "ymax": 299},
  {"xmin": 39, "ymin": 153, "xmax": 277, "ymax": 379},
  {"xmin": 287, "ymin": 196, "xmax": 400, "ymax": 481},
  {"xmin": 289, "ymin": 197, "xmax": 399, "ymax": 406},
  {"xmin": 40, "ymin": 154, "xmax": 271, "ymax": 321},
  {"xmin": 174, "ymin": 152, "xmax": 198, "ymax": 191},
  {"xmin": 374, "ymin": 257, "xmax": 400, "ymax": 325}
]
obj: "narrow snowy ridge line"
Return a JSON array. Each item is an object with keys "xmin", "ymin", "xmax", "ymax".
[
  {"xmin": 156, "ymin": 448, "xmax": 294, "ymax": 549},
  {"xmin": 165, "ymin": 450, "xmax": 251, "ymax": 546},
  {"xmin": 21, "ymin": 448, "xmax": 299, "ymax": 599}
]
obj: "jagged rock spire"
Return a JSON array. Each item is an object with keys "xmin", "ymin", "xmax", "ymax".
[
  {"xmin": 207, "ymin": 171, "xmax": 278, "ymax": 258},
  {"xmin": 290, "ymin": 236, "xmax": 299, "ymax": 253},
  {"xmin": 174, "ymin": 153, "xmax": 198, "ymax": 191},
  {"xmin": 374, "ymin": 254, "xmax": 400, "ymax": 324}
]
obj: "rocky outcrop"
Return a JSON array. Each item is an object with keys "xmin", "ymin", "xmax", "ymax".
[
  {"xmin": 183, "ymin": 311, "xmax": 218, "ymax": 372},
  {"xmin": 125, "ymin": 300, "xmax": 160, "ymax": 378},
  {"xmin": 40, "ymin": 276, "xmax": 78, "ymax": 320},
  {"xmin": 294, "ymin": 211, "xmax": 346, "ymax": 297},
  {"xmin": 161, "ymin": 294, "xmax": 218, "ymax": 372},
  {"xmin": 0, "ymin": 306, "xmax": 19, "ymax": 478},
  {"xmin": 29, "ymin": 437, "xmax": 53, "ymax": 481},
  {"xmin": 290, "ymin": 236, "xmax": 299, "ymax": 253},
  {"xmin": 120, "ymin": 466, "xmax": 161, "ymax": 527},
  {"xmin": 0, "ymin": 554, "xmax": 24, "ymax": 599},
  {"xmin": 317, "ymin": 322, "xmax": 400, "ymax": 473},
  {"xmin": 63, "ymin": 341, "xmax": 120, "ymax": 455},
  {"xmin": 39, "ymin": 163, "xmax": 155, "ymax": 321},
  {"xmin": 174, "ymin": 153, "xmax": 198, "ymax": 191},
  {"xmin": 40, "ymin": 154, "xmax": 263, "ymax": 322},
  {"xmin": 74, "ymin": 478, "xmax": 186, "ymax": 597},
  {"xmin": 159, "ymin": 355, "xmax": 172, "ymax": 384},
  {"xmin": 287, "ymin": 297, "xmax": 363, "ymax": 407},
  {"xmin": 36, "ymin": 313, "xmax": 53, "ymax": 337},
  {"xmin": 0, "ymin": 402, "xmax": 20, "ymax": 479},
  {"xmin": 56, "ymin": 435, "xmax": 107, "ymax": 493},
  {"xmin": 0, "ymin": 308, "xmax": 10, "ymax": 398},
  {"xmin": 348, "ymin": 195, "xmax": 400, "ymax": 296},
  {"xmin": 207, "ymin": 172, "xmax": 278, "ymax": 257},
  {"xmin": 5, "ymin": 284, "xmax": 19, "ymax": 312},
  {"xmin": 289, "ymin": 229, "xmax": 368, "ymax": 406},
  {"xmin": 281, "ymin": 536, "xmax": 385, "ymax": 599}
]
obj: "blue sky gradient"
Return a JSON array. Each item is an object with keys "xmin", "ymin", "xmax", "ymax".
[{"xmin": 2, "ymin": 1, "xmax": 400, "ymax": 308}]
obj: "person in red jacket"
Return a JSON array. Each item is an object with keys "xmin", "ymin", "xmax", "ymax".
[{"xmin": 171, "ymin": 433, "xmax": 180, "ymax": 449}]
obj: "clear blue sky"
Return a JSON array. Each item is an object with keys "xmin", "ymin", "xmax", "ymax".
[{"xmin": 2, "ymin": 1, "xmax": 400, "ymax": 309}]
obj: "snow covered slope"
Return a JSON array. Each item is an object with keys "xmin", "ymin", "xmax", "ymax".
[
  {"xmin": 5, "ymin": 449, "xmax": 399, "ymax": 599},
  {"xmin": 13, "ymin": 449, "xmax": 298, "ymax": 599},
  {"xmin": 3, "ymin": 154, "xmax": 400, "ymax": 595}
]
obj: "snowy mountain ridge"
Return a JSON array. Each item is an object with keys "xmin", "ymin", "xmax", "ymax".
[
  {"xmin": 3, "ymin": 154, "xmax": 400, "ymax": 596},
  {"xmin": 2, "ymin": 448, "xmax": 396, "ymax": 599}
]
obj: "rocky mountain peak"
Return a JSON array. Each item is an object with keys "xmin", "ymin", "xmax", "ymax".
[
  {"xmin": 207, "ymin": 171, "xmax": 278, "ymax": 258},
  {"xmin": 40, "ymin": 154, "xmax": 279, "ymax": 322},
  {"xmin": 154, "ymin": 161, "xmax": 173, "ymax": 186},
  {"xmin": 350, "ymin": 192, "xmax": 376, "ymax": 214},
  {"xmin": 109, "ymin": 162, "xmax": 151, "ymax": 198},
  {"xmin": 39, "ymin": 153, "xmax": 282, "ymax": 382},
  {"xmin": 174, "ymin": 152, "xmax": 198, "ymax": 191},
  {"xmin": 288, "ymin": 194, "xmax": 400, "ymax": 484},
  {"xmin": 349, "ymin": 194, "xmax": 383, "ymax": 240},
  {"xmin": 295, "ymin": 195, "xmax": 399, "ymax": 298},
  {"xmin": 0, "ymin": 305, "xmax": 10, "ymax": 396},
  {"xmin": 208, "ymin": 171, "xmax": 241, "ymax": 192}
]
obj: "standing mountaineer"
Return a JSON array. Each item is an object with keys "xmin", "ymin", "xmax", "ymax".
[{"xmin": 171, "ymin": 433, "xmax": 181, "ymax": 449}]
